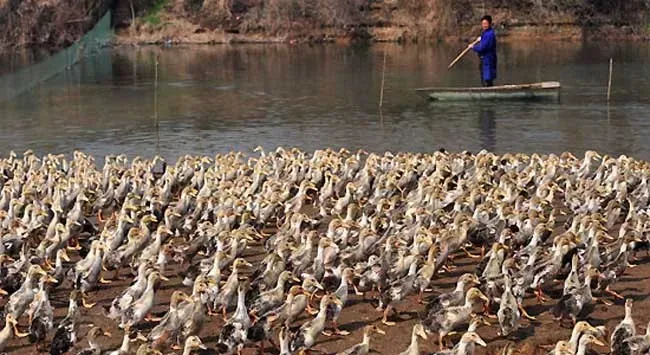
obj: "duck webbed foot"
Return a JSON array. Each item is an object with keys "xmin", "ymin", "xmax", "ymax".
[
  {"xmin": 82, "ymin": 293, "xmax": 96, "ymax": 308},
  {"xmin": 99, "ymin": 276, "xmax": 113, "ymax": 284},
  {"xmin": 332, "ymin": 321, "xmax": 350, "ymax": 336},
  {"xmin": 67, "ymin": 238, "xmax": 82, "ymax": 251}
]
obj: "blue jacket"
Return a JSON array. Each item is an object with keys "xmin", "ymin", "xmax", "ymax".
[{"xmin": 472, "ymin": 28, "xmax": 497, "ymax": 81}]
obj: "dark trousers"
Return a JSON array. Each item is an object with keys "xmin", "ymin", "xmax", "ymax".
[{"xmin": 479, "ymin": 61, "xmax": 494, "ymax": 87}]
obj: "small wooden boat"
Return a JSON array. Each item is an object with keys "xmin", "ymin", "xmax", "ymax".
[{"xmin": 416, "ymin": 81, "xmax": 561, "ymax": 101}]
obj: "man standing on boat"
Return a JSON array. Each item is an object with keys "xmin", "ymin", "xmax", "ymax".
[{"xmin": 469, "ymin": 15, "xmax": 497, "ymax": 87}]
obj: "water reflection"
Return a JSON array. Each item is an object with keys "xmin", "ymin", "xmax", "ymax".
[
  {"xmin": 0, "ymin": 42, "xmax": 649, "ymax": 160},
  {"xmin": 478, "ymin": 108, "xmax": 496, "ymax": 152}
]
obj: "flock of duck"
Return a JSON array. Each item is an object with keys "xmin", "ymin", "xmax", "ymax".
[{"xmin": 0, "ymin": 148, "xmax": 649, "ymax": 355}]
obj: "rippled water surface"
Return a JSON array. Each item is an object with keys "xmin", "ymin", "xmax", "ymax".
[{"xmin": 1, "ymin": 42, "xmax": 650, "ymax": 161}]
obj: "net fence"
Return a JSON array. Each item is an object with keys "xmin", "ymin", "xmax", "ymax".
[{"xmin": 0, "ymin": 9, "xmax": 113, "ymax": 103}]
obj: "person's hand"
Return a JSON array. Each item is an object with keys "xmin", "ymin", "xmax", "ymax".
[
  {"xmin": 476, "ymin": 36, "xmax": 482, "ymax": 42},
  {"xmin": 468, "ymin": 43, "xmax": 474, "ymax": 49}
]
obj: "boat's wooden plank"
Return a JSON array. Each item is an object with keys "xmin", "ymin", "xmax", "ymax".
[
  {"xmin": 414, "ymin": 81, "xmax": 561, "ymax": 93},
  {"xmin": 428, "ymin": 90, "xmax": 559, "ymax": 101}
]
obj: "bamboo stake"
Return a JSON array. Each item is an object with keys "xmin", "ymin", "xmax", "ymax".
[
  {"xmin": 448, "ymin": 37, "xmax": 481, "ymax": 69},
  {"xmin": 379, "ymin": 51, "xmax": 387, "ymax": 108},
  {"xmin": 607, "ymin": 57, "xmax": 613, "ymax": 103},
  {"xmin": 154, "ymin": 54, "xmax": 160, "ymax": 155}
]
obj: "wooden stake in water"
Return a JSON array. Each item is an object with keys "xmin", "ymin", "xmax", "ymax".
[
  {"xmin": 154, "ymin": 55, "xmax": 160, "ymax": 154},
  {"xmin": 607, "ymin": 57, "xmax": 613, "ymax": 103},
  {"xmin": 379, "ymin": 51, "xmax": 387, "ymax": 108}
]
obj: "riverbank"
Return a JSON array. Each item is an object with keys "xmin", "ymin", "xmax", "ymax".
[
  {"xmin": 2, "ymin": 0, "xmax": 650, "ymax": 50},
  {"xmin": 110, "ymin": 0, "xmax": 650, "ymax": 46},
  {"xmin": 113, "ymin": 22, "xmax": 650, "ymax": 46}
]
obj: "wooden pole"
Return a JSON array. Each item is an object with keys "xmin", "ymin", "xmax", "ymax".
[
  {"xmin": 607, "ymin": 57, "xmax": 613, "ymax": 103},
  {"xmin": 448, "ymin": 37, "xmax": 481, "ymax": 69},
  {"xmin": 379, "ymin": 51, "xmax": 387, "ymax": 108}
]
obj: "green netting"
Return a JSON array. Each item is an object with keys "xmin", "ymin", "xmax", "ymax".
[{"xmin": 0, "ymin": 10, "xmax": 114, "ymax": 103}]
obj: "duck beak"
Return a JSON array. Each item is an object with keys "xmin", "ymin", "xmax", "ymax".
[
  {"xmin": 593, "ymin": 339, "xmax": 605, "ymax": 347},
  {"xmin": 292, "ymin": 276, "xmax": 301, "ymax": 283},
  {"xmin": 135, "ymin": 332, "xmax": 148, "ymax": 342},
  {"xmin": 375, "ymin": 328, "xmax": 386, "ymax": 335},
  {"xmin": 46, "ymin": 275, "xmax": 59, "ymax": 284},
  {"xmin": 104, "ymin": 331, "xmax": 112, "ymax": 337},
  {"xmin": 61, "ymin": 251, "xmax": 71, "ymax": 262},
  {"xmin": 418, "ymin": 329, "xmax": 428, "ymax": 339},
  {"xmin": 159, "ymin": 274, "xmax": 170, "ymax": 281},
  {"xmin": 0, "ymin": 288, "xmax": 7, "ymax": 296},
  {"xmin": 244, "ymin": 261, "xmax": 253, "ymax": 268},
  {"xmin": 476, "ymin": 336, "xmax": 487, "ymax": 347}
]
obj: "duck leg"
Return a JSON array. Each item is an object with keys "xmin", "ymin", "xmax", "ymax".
[
  {"xmin": 307, "ymin": 291, "xmax": 320, "ymax": 314},
  {"xmin": 145, "ymin": 314, "xmax": 162, "ymax": 322},
  {"xmin": 381, "ymin": 305, "xmax": 396, "ymax": 326},
  {"xmin": 438, "ymin": 333, "xmax": 447, "ymax": 351},
  {"xmin": 534, "ymin": 286, "xmax": 549, "ymax": 303},
  {"xmin": 43, "ymin": 258, "xmax": 55, "ymax": 271},
  {"xmin": 604, "ymin": 286, "xmax": 625, "ymax": 300},
  {"xmin": 353, "ymin": 285, "xmax": 364, "ymax": 297},
  {"xmin": 462, "ymin": 246, "xmax": 481, "ymax": 259},
  {"xmin": 594, "ymin": 297, "xmax": 613, "ymax": 306},
  {"xmin": 13, "ymin": 324, "xmax": 29, "ymax": 338},
  {"xmin": 518, "ymin": 302, "xmax": 536, "ymax": 321},
  {"xmin": 483, "ymin": 302, "xmax": 497, "ymax": 319}
]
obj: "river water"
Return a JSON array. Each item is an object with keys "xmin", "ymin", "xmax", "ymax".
[{"xmin": 1, "ymin": 42, "xmax": 649, "ymax": 161}]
